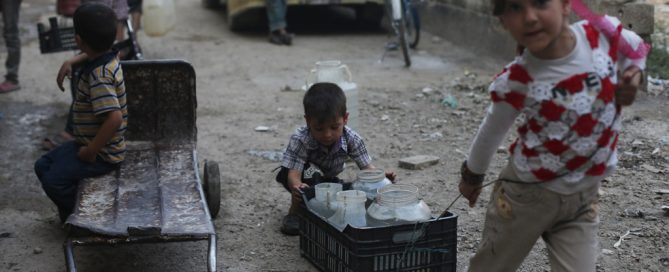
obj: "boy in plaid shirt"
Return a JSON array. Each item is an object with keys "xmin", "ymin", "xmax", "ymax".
[{"xmin": 276, "ymin": 82, "xmax": 395, "ymax": 235}]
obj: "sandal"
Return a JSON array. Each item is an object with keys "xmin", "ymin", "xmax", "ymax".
[
  {"xmin": 280, "ymin": 213, "xmax": 300, "ymax": 236},
  {"xmin": 0, "ymin": 81, "xmax": 20, "ymax": 94}
]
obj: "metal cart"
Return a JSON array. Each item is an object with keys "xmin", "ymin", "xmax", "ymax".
[{"xmin": 63, "ymin": 60, "xmax": 221, "ymax": 272}]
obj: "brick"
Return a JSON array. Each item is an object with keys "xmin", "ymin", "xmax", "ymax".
[{"xmin": 398, "ymin": 155, "xmax": 440, "ymax": 170}]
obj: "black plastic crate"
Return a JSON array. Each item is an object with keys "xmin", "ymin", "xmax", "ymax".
[
  {"xmin": 37, "ymin": 17, "xmax": 78, "ymax": 54},
  {"xmin": 298, "ymin": 188, "xmax": 457, "ymax": 272}
]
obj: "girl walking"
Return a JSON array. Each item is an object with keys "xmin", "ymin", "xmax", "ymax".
[{"xmin": 458, "ymin": 0, "xmax": 649, "ymax": 271}]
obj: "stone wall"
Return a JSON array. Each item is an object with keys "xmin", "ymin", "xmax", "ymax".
[{"xmin": 418, "ymin": 0, "xmax": 654, "ymax": 62}]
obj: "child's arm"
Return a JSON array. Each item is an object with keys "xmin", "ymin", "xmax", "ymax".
[
  {"xmin": 57, "ymin": 53, "xmax": 88, "ymax": 91},
  {"xmin": 613, "ymin": 17, "xmax": 647, "ymax": 106},
  {"xmin": 286, "ymin": 169, "xmax": 307, "ymax": 199},
  {"xmin": 460, "ymin": 88, "xmax": 521, "ymax": 207},
  {"xmin": 77, "ymin": 110, "xmax": 123, "ymax": 163}
]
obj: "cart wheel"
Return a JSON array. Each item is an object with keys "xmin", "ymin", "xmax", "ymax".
[{"xmin": 204, "ymin": 160, "xmax": 221, "ymax": 218}]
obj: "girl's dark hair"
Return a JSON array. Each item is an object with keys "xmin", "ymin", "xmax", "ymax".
[
  {"xmin": 303, "ymin": 82, "xmax": 347, "ymax": 124},
  {"xmin": 492, "ymin": 0, "xmax": 506, "ymax": 16},
  {"xmin": 73, "ymin": 3, "xmax": 117, "ymax": 52},
  {"xmin": 492, "ymin": 0, "xmax": 525, "ymax": 54}
]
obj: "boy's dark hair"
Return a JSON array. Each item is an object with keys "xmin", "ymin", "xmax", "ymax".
[
  {"xmin": 73, "ymin": 3, "xmax": 117, "ymax": 52},
  {"xmin": 303, "ymin": 82, "xmax": 347, "ymax": 124}
]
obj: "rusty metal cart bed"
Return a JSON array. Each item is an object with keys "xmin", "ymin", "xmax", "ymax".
[{"xmin": 63, "ymin": 60, "xmax": 221, "ymax": 272}]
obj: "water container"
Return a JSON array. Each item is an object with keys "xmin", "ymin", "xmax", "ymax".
[
  {"xmin": 327, "ymin": 190, "xmax": 367, "ymax": 231},
  {"xmin": 352, "ymin": 169, "xmax": 392, "ymax": 201},
  {"xmin": 367, "ymin": 184, "xmax": 431, "ymax": 227},
  {"xmin": 142, "ymin": 0, "xmax": 175, "ymax": 37},
  {"xmin": 305, "ymin": 60, "xmax": 359, "ymax": 130},
  {"xmin": 306, "ymin": 182, "xmax": 342, "ymax": 219}
]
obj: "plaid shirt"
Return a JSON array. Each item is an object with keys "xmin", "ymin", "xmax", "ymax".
[{"xmin": 281, "ymin": 126, "xmax": 372, "ymax": 178}]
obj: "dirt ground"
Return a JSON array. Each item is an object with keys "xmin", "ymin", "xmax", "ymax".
[{"xmin": 0, "ymin": 0, "xmax": 668, "ymax": 271}]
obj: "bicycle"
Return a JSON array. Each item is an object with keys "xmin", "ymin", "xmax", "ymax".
[{"xmin": 382, "ymin": 0, "xmax": 420, "ymax": 67}]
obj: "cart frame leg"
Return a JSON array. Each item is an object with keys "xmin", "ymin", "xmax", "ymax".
[
  {"xmin": 64, "ymin": 238, "xmax": 77, "ymax": 272},
  {"xmin": 208, "ymin": 234, "xmax": 217, "ymax": 272}
]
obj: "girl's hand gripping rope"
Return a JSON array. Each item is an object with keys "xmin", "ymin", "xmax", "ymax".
[
  {"xmin": 459, "ymin": 161, "xmax": 485, "ymax": 208},
  {"xmin": 616, "ymin": 65, "xmax": 643, "ymax": 107}
]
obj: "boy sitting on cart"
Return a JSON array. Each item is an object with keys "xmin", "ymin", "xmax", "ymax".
[
  {"xmin": 35, "ymin": 3, "xmax": 127, "ymax": 224},
  {"xmin": 276, "ymin": 82, "xmax": 395, "ymax": 235}
]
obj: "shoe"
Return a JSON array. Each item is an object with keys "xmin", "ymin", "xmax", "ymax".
[
  {"xmin": 269, "ymin": 31, "xmax": 284, "ymax": 45},
  {"xmin": 279, "ymin": 32, "xmax": 294, "ymax": 46},
  {"xmin": 0, "ymin": 80, "xmax": 20, "ymax": 93},
  {"xmin": 280, "ymin": 213, "xmax": 300, "ymax": 236}
]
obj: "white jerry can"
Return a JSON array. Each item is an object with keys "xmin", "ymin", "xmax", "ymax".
[
  {"xmin": 305, "ymin": 60, "xmax": 359, "ymax": 130},
  {"xmin": 142, "ymin": 0, "xmax": 175, "ymax": 37}
]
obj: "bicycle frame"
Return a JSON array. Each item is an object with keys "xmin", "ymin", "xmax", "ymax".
[
  {"xmin": 382, "ymin": 0, "xmax": 410, "ymax": 66},
  {"xmin": 381, "ymin": 0, "xmax": 420, "ymax": 66},
  {"xmin": 390, "ymin": 0, "xmax": 402, "ymax": 20}
]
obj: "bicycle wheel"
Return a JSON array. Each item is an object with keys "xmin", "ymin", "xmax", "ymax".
[
  {"xmin": 397, "ymin": 13, "xmax": 411, "ymax": 67},
  {"xmin": 403, "ymin": 1, "xmax": 420, "ymax": 49}
]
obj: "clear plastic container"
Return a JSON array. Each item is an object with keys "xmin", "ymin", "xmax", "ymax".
[
  {"xmin": 327, "ymin": 190, "xmax": 367, "ymax": 231},
  {"xmin": 366, "ymin": 184, "xmax": 431, "ymax": 227},
  {"xmin": 306, "ymin": 182, "xmax": 342, "ymax": 219},
  {"xmin": 352, "ymin": 169, "xmax": 392, "ymax": 201}
]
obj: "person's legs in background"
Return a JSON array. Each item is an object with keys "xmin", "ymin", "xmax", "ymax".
[
  {"xmin": 266, "ymin": 0, "xmax": 293, "ymax": 45},
  {"xmin": 0, "ymin": 0, "xmax": 22, "ymax": 93},
  {"xmin": 42, "ymin": 65, "xmax": 79, "ymax": 151},
  {"xmin": 128, "ymin": 0, "xmax": 142, "ymax": 32},
  {"xmin": 110, "ymin": 0, "xmax": 129, "ymax": 42}
]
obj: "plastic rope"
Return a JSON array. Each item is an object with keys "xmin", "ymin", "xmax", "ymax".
[
  {"xmin": 395, "ymin": 180, "xmax": 496, "ymax": 271},
  {"xmin": 571, "ymin": 0, "xmax": 650, "ymax": 60}
]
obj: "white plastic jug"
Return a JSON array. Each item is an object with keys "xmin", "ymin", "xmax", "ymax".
[
  {"xmin": 142, "ymin": 0, "xmax": 175, "ymax": 37},
  {"xmin": 305, "ymin": 60, "xmax": 359, "ymax": 130}
]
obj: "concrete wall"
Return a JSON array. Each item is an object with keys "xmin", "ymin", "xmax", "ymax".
[{"xmin": 418, "ymin": 0, "xmax": 654, "ymax": 62}]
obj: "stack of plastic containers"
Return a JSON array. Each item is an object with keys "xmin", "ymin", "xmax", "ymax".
[{"xmin": 307, "ymin": 169, "xmax": 432, "ymax": 230}]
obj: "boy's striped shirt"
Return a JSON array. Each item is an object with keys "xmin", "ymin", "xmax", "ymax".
[{"xmin": 72, "ymin": 52, "xmax": 127, "ymax": 164}]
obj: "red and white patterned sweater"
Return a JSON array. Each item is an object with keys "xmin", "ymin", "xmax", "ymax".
[{"xmin": 467, "ymin": 17, "xmax": 646, "ymax": 194}]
